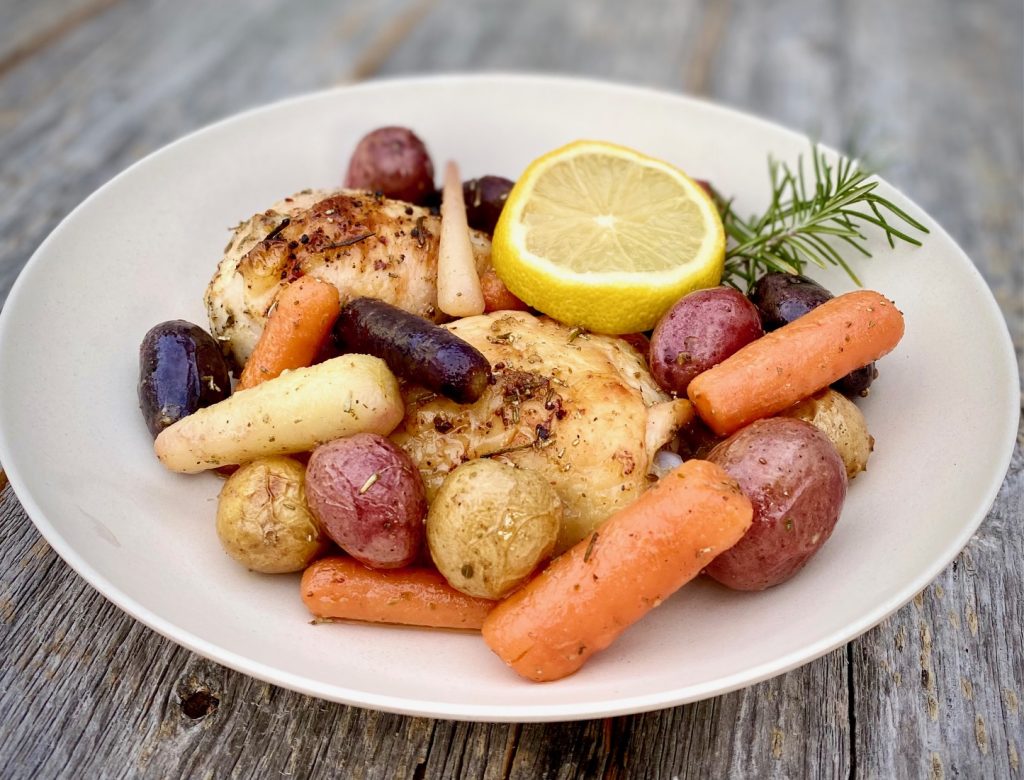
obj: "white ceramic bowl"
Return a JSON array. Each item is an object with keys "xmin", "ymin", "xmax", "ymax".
[{"xmin": 0, "ymin": 75, "xmax": 1017, "ymax": 722}]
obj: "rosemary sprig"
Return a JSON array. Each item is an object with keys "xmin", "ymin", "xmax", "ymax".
[{"xmin": 718, "ymin": 145, "xmax": 929, "ymax": 291}]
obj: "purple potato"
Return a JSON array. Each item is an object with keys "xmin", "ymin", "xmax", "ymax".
[
  {"xmin": 650, "ymin": 287, "xmax": 764, "ymax": 395},
  {"xmin": 138, "ymin": 320, "xmax": 230, "ymax": 437},
  {"xmin": 748, "ymin": 273, "xmax": 833, "ymax": 330},
  {"xmin": 705, "ymin": 417, "xmax": 847, "ymax": 591},
  {"xmin": 334, "ymin": 297, "xmax": 492, "ymax": 404},
  {"xmin": 462, "ymin": 176, "xmax": 514, "ymax": 233},
  {"xmin": 344, "ymin": 127, "xmax": 435, "ymax": 205},
  {"xmin": 832, "ymin": 363, "xmax": 879, "ymax": 397},
  {"xmin": 305, "ymin": 434, "xmax": 426, "ymax": 569}
]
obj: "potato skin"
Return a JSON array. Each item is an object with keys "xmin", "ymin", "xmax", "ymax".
[
  {"xmin": 344, "ymin": 126, "xmax": 435, "ymax": 205},
  {"xmin": 427, "ymin": 459, "xmax": 561, "ymax": 599},
  {"xmin": 216, "ymin": 456, "xmax": 329, "ymax": 574},
  {"xmin": 650, "ymin": 287, "xmax": 764, "ymax": 395},
  {"xmin": 462, "ymin": 175, "xmax": 514, "ymax": 233},
  {"xmin": 780, "ymin": 389, "xmax": 874, "ymax": 479},
  {"xmin": 305, "ymin": 434, "xmax": 426, "ymax": 569},
  {"xmin": 138, "ymin": 319, "xmax": 230, "ymax": 437},
  {"xmin": 704, "ymin": 418, "xmax": 846, "ymax": 590},
  {"xmin": 334, "ymin": 297, "xmax": 492, "ymax": 404}
]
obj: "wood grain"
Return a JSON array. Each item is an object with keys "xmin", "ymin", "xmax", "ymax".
[{"xmin": 0, "ymin": 0, "xmax": 1020, "ymax": 777}]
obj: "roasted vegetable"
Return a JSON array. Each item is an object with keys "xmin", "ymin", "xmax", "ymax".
[
  {"xmin": 482, "ymin": 459, "xmax": 753, "ymax": 682},
  {"xmin": 704, "ymin": 418, "xmax": 847, "ymax": 590},
  {"xmin": 216, "ymin": 456, "xmax": 328, "ymax": 573},
  {"xmin": 748, "ymin": 272, "xmax": 878, "ymax": 396},
  {"xmin": 344, "ymin": 126, "xmax": 436, "ymax": 204},
  {"xmin": 748, "ymin": 273, "xmax": 832, "ymax": 330},
  {"xmin": 302, "ymin": 557, "xmax": 495, "ymax": 629},
  {"xmin": 832, "ymin": 363, "xmax": 878, "ymax": 397},
  {"xmin": 305, "ymin": 434, "xmax": 426, "ymax": 569},
  {"xmin": 688, "ymin": 290, "xmax": 904, "ymax": 436},
  {"xmin": 138, "ymin": 320, "xmax": 230, "ymax": 437},
  {"xmin": 154, "ymin": 354, "xmax": 404, "ymax": 473},
  {"xmin": 650, "ymin": 287, "xmax": 763, "ymax": 395},
  {"xmin": 479, "ymin": 268, "xmax": 529, "ymax": 312},
  {"xmin": 426, "ymin": 459, "xmax": 561, "ymax": 599},
  {"xmin": 236, "ymin": 276, "xmax": 340, "ymax": 390},
  {"xmin": 780, "ymin": 389, "xmax": 874, "ymax": 479},
  {"xmin": 462, "ymin": 176, "xmax": 514, "ymax": 233},
  {"xmin": 334, "ymin": 297, "xmax": 492, "ymax": 404},
  {"xmin": 437, "ymin": 160, "xmax": 486, "ymax": 318}
]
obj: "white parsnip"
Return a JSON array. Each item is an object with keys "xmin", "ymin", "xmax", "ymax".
[
  {"xmin": 154, "ymin": 355, "xmax": 404, "ymax": 474},
  {"xmin": 437, "ymin": 160, "xmax": 485, "ymax": 317}
]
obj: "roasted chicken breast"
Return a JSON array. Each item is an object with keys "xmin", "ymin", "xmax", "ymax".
[
  {"xmin": 206, "ymin": 189, "xmax": 492, "ymax": 367},
  {"xmin": 390, "ymin": 311, "xmax": 694, "ymax": 553}
]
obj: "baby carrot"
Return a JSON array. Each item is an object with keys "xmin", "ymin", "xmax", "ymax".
[
  {"xmin": 687, "ymin": 290, "xmax": 904, "ymax": 435},
  {"xmin": 479, "ymin": 268, "xmax": 529, "ymax": 312},
  {"xmin": 237, "ymin": 276, "xmax": 340, "ymax": 390},
  {"xmin": 301, "ymin": 557, "xmax": 495, "ymax": 630},
  {"xmin": 481, "ymin": 459, "xmax": 753, "ymax": 682}
]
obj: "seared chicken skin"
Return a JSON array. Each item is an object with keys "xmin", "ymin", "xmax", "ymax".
[
  {"xmin": 206, "ymin": 189, "xmax": 492, "ymax": 367},
  {"xmin": 390, "ymin": 312, "xmax": 694, "ymax": 553}
]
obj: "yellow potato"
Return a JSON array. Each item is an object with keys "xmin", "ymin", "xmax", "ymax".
[
  {"xmin": 427, "ymin": 459, "xmax": 561, "ymax": 599},
  {"xmin": 216, "ymin": 457, "xmax": 328, "ymax": 574},
  {"xmin": 780, "ymin": 389, "xmax": 874, "ymax": 479}
]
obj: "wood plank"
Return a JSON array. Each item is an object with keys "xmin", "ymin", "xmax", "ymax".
[
  {"xmin": 837, "ymin": 0, "xmax": 1024, "ymax": 776},
  {"xmin": 503, "ymin": 654, "xmax": 849, "ymax": 779}
]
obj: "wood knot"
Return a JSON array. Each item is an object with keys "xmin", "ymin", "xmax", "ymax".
[{"xmin": 177, "ymin": 680, "xmax": 220, "ymax": 720}]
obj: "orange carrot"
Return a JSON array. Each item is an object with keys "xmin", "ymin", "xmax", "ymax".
[
  {"xmin": 237, "ymin": 277, "xmax": 340, "ymax": 390},
  {"xmin": 687, "ymin": 290, "xmax": 904, "ymax": 436},
  {"xmin": 301, "ymin": 557, "xmax": 495, "ymax": 630},
  {"xmin": 480, "ymin": 268, "xmax": 529, "ymax": 312},
  {"xmin": 481, "ymin": 459, "xmax": 753, "ymax": 682}
]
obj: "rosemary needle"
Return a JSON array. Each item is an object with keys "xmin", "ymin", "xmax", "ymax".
[{"xmin": 718, "ymin": 144, "xmax": 929, "ymax": 291}]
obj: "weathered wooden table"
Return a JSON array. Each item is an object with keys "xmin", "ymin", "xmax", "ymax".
[{"xmin": 1, "ymin": 1, "xmax": 1021, "ymax": 777}]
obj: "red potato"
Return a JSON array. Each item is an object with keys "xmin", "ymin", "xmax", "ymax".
[
  {"xmin": 704, "ymin": 417, "xmax": 847, "ymax": 590},
  {"xmin": 650, "ymin": 287, "xmax": 764, "ymax": 395},
  {"xmin": 344, "ymin": 127, "xmax": 436, "ymax": 204},
  {"xmin": 305, "ymin": 434, "xmax": 427, "ymax": 569}
]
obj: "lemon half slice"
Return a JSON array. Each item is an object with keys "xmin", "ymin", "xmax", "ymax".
[{"xmin": 491, "ymin": 140, "xmax": 725, "ymax": 334}]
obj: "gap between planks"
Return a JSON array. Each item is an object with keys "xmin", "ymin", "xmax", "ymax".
[{"xmin": 847, "ymin": 642, "xmax": 857, "ymax": 779}]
